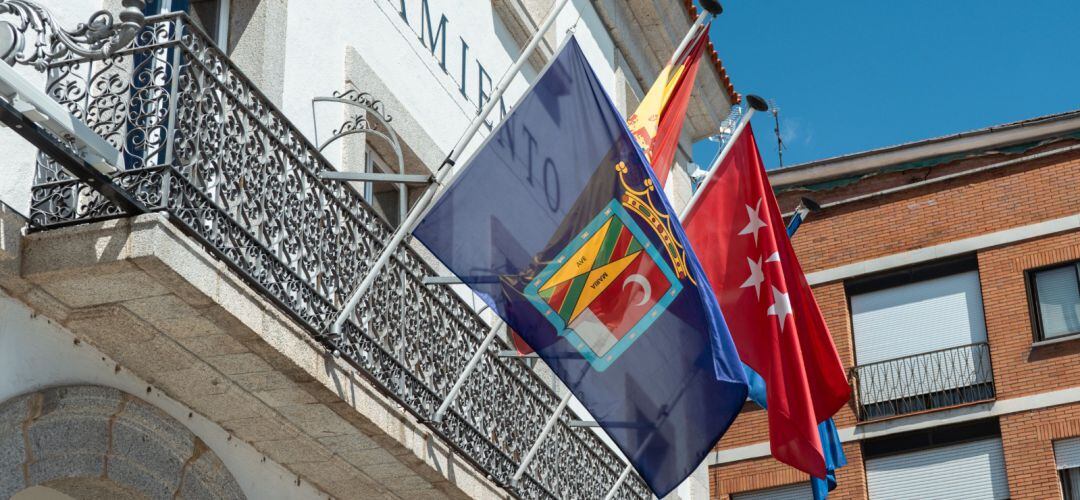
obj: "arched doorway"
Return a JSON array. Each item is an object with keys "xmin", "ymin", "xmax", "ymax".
[{"xmin": 0, "ymin": 385, "xmax": 244, "ymax": 499}]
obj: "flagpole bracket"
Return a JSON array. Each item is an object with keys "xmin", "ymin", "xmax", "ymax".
[
  {"xmin": 497, "ymin": 350, "xmax": 538, "ymax": 359},
  {"xmin": 319, "ymin": 171, "xmax": 433, "ymax": 185}
]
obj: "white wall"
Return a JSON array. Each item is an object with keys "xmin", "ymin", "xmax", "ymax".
[
  {"xmin": 0, "ymin": 291, "xmax": 326, "ymax": 500},
  {"xmin": 281, "ymin": 0, "xmax": 621, "ymax": 171}
]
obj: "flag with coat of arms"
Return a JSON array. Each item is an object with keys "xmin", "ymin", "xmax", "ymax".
[{"xmin": 412, "ymin": 38, "xmax": 748, "ymax": 497}]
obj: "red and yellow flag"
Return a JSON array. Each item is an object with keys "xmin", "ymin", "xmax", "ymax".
[{"xmin": 626, "ymin": 27, "xmax": 710, "ymax": 185}]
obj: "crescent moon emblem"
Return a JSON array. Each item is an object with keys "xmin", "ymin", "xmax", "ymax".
[{"xmin": 622, "ymin": 274, "xmax": 652, "ymax": 307}]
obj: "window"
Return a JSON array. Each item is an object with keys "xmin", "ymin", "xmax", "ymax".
[
  {"xmin": 1029, "ymin": 261, "xmax": 1080, "ymax": 341},
  {"xmin": 863, "ymin": 420, "xmax": 1008, "ymax": 500},
  {"xmin": 1055, "ymin": 437, "xmax": 1080, "ymax": 499},
  {"xmin": 144, "ymin": 0, "xmax": 230, "ymax": 47},
  {"xmin": 848, "ymin": 257, "xmax": 987, "ymax": 365},
  {"xmin": 847, "ymin": 257, "xmax": 994, "ymax": 419},
  {"xmin": 365, "ymin": 153, "xmax": 405, "ymax": 228}
]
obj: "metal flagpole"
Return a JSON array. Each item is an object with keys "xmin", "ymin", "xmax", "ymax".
[
  {"xmin": 679, "ymin": 95, "xmax": 770, "ymax": 220},
  {"xmin": 431, "ymin": 317, "xmax": 504, "ymax": 423},
  {"xmin": 785, "ymin": 197, "xmax": 820, "ymax": 236},
  {"xmin": 331, "ymin": 0, "xmax": 573, "ymax": 335},
  {"xmin": 668, "ymin": 11, "xmax": 711, "ymax": 66},
  {"xmin": 512, "ymin": 391, "xmax": 573, "ymax": 486}
]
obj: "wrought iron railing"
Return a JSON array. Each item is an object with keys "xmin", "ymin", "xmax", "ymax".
[
  {"xmin": 29, "ymin": 13, "xmax": 648, "ymax": 500},
  {"xmin": 851, "ymin": 342, "xmax": 995, "ymax": 421}
]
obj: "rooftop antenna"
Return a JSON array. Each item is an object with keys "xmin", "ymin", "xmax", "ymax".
[{"xmin": 769, "ymin": 98, "xmax": 783, "ymax": 167}]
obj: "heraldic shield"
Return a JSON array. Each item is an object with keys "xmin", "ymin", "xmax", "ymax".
[{"xmin": 524, "ymin": 198, "xmax": 683, "ymax": 371}]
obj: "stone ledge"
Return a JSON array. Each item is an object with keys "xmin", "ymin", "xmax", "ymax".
[{"xmin": 17, "ymin": 213, "xmax": 506, "ymax": 500}]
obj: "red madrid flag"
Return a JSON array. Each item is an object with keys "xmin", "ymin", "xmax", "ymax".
[{"xmin": 683, "ymin": 124, "xmax": 850, "ymax": 478}]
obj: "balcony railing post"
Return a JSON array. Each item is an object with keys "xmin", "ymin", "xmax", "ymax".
[
  {"xmin": 512, "ymin": 391, "xmax": 572, "ymax": 488},
  {"xmin": 431, "ymin": 317, "xmax": 503, "ymax": 423},
  {"xmin": 160, "ymin": 16, "xmax": 185, "ymax": 208}
]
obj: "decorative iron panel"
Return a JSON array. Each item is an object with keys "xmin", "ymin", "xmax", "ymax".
[{"xmin": 29, "ymin": 13, "xmax": 650, "ymax": 500}]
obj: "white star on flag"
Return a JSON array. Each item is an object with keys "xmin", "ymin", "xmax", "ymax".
[
  {"xmin": 767, "ymin": 285, "xmax": 793, "ymax": 332},
  {"xmin": 740, "ymin": 256, "xmax": 765, "ymax": 299},
  {"xmin": 738, "ymin": 198, "xmax": 768, "ymax": 246}
]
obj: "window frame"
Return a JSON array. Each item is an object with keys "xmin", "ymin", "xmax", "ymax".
[
  {"xmin": 844, "ymin": 255, "xmax": 980, "ymax": 368},
  {"xmin": 145, "ymin": 0, "xmax": 231, "ymax": 48},
  {"xmin": 1026, "ymin": 260, "xmax": 1080, "ymax": 342}
]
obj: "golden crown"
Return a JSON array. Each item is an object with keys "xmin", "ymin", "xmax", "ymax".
[{"xmin": 615, "ymin": 162, "xmax": 692, "ymax": 282}]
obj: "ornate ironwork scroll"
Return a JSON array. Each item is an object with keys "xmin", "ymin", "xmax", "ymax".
[
  {"xmin": 29, "ymin": 12, "xmax": 652, "ymax": 500},
  {"xmin": 0, "ymin": 0, "xmax": 145, "ymax": 69}
]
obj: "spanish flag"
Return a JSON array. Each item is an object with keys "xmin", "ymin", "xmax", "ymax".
[{"xmin": 626, "ymin": 25, "xmax": 711, "ymax": 185}]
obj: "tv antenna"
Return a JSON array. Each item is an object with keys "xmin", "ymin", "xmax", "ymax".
[{"xmin": 769, "ymin": 98, "xmax": 784, "ymax": 167}]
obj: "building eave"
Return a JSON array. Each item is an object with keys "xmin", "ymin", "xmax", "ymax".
[
  {"xmin": 590, "ymin": 0, "xmax": 738, "ymax": 142},
  {"xmin": 768, "ymin": 109, "xmax": 1080, "ymax": 189}
]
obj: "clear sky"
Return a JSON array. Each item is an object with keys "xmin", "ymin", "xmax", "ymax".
[{"xmin": 692, "ymin": 0, "xmax": 1080, "ymax": 171}]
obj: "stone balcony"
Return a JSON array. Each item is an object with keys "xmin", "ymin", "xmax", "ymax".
[{"xmin": 21, "ymin": 12, "xmax": 649, "ymax": 500}]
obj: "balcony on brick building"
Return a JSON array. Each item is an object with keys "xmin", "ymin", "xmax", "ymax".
[{"xmin": 846, "ymin": 257, "xmax": 997, "ymax": 421}]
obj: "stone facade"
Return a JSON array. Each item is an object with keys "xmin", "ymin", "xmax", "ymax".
[
  {"xmin": 0, "ymin": 385, "xmax": 244, "ymax": 500},
  {"xmin": 0, "ymin": 0, "xmax": 737, "ymax": 498}
]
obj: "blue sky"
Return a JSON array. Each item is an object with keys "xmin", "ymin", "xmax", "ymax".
[{"xmin": 692, "ymin": 1, "xmax": 1080, "ymax": 170}]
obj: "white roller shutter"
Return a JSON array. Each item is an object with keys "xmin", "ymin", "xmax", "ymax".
[
  {"xmin": 1056, "ymin": 437, "xmax": 1080, "ymax": 469},
  {"xmin": 866, "ymin": 438, "xmax": 1009, "ymax": 500},
  {"xmin": 852, "ymin": 270, "xmax": 987, "ymax": 363},
  {"xmin": 732, "ymin": 482, "xmax": 812, "ymax": 500},
  {"xmin": 851, "ymin": 271, "xmax": 989, "ymax": 404}
]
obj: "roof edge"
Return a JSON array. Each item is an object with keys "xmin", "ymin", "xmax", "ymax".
[
  {"xmin": 682, "ymin": 0, "xmax": 740, "ymax": 105},
  {"xmin": 768, "ymin": 109, "xmax": 1080, "ymax": 188}
]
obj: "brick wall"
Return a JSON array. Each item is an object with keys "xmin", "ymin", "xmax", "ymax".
[
  {"xmin": 979, "ymin": 230, "xmax": 1080, "ymax": 399},
  {"xmin": 777, "ymin": 143, "xmax": 1080, "ymax": 274},
  {"xmin": 708, "ymin": 139, "xmax": 1080, "ymax": 498},
  {"xmin": 708, "ymin": 443, "xmax": 867, "ymax": 499},
  {"xmin": 1000, "ymin": 402, "xmax": 1080, "ymax": 499}
]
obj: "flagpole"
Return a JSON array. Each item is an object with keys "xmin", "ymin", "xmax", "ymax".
[
  {"xmin": 668, "ymin": 11, "xmax": 711, "ymax": 66},
  {"xmin": 602, "ymin": 464, "xmax": 634, "ymax": 500},
  {"xmin": 331, "ymin": 0, "xmax": 573, "ymax": 335},
  {"xmin": 678, "ymin": 95, "xmax": 769, "ymax": 220}
]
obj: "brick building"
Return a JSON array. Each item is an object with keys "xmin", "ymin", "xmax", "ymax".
[{"xmin": 708, "ymin": 110, "xmax": 1080, "ymax": 499}]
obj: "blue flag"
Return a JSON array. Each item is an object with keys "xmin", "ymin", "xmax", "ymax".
[{"xmin": 413, "ymin": 39, "xmax": 747, "ymax": 496}]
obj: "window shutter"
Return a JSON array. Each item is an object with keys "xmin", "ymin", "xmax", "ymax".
[
  {"xmin": 866, "ymin": 438, "xmax": 1009, "ymax": 500},
  {"xmin": 732, "ymin": 482, "xmax": 812, "ymax": 500},
  {"xmin": 851, "ymin": 270, "xmax": 987, "ymax": 365},
  {"xmin": 1056, "ymin": 437, "xmax": 1080, "ymax": 470}
]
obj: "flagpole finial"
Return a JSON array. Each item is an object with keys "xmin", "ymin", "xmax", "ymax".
[
  {"xmin": 700, "ymin": 0, "xmax": 723, "ymax": 15},
  {"xmin": 746, "ymin": 94, "xmax": 770, "ymax": 112},
  {"xmin": 800, "ymin": 197, "xmax": 822, "ymax": 212}
]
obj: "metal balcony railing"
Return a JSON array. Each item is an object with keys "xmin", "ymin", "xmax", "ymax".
[
  {"xmin": 28, "ymin": 13, "xmax": 649, "ymax": 500},
  {"xmin": 851, "ymin": 342, "xmax": 995, "ymax": 421}
]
